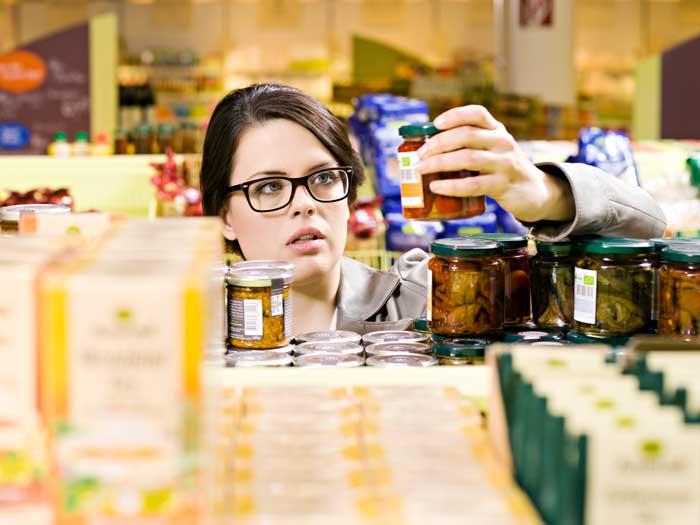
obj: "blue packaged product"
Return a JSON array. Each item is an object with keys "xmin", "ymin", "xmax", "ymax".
[
  {"xmin": 385, "ymin": 213, "xmax": 443, "ymax": 252},
  {"xmin": 566, "ymin": 127, "xmax": 640, "ymax": 187},
  {"xmin": 441, "ymin": 213, "xmax": 499, "ymax": 237},
  {"xmin": 495, "ymin": 202, "xmax": 528, "ymax": 234},
  {"xmin": 381, "ymin": 196, "xmax": 403, "ymax": 216}
]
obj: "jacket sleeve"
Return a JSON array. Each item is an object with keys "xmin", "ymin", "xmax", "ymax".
[{"xmin": 522, "ymin": 162, "xmax": 667, "ymax": 241}]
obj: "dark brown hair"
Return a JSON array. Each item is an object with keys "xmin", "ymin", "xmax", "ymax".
[{"xmin": 201, "ymin": 84, "xmax": 364, "ymax": 225}]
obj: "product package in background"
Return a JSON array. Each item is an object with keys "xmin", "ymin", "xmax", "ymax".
[{"xmin": 566, "ymin": 127, "xmax": 640, "ymax": 187}]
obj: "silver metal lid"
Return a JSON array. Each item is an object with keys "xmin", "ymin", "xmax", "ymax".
[
  {"xmin": 226, "ymin": 350, "xmax": 293, "ymax": 367},
  {"xmin": 362, "ymin": 330, "xmax": 429, "ymax": 345},
  {"xmin": 294, "ymin": 330, "xmax": 362, "ymax": 344},
  {"xmin": 226, "ymin": 265, "xmax": 294, "ymax": 288},
  {"xmin": 0, "ymin": 204, "xmax": 71, "ymax": 222},
  {"xmin": 365, "ymin": 342, "xmax": 432, "ymax": 357},
  {"xmin": 294, "ymin": 341, "xmax": 364, "ymax": 356},
  {"xmin": 231, "ymin": 260, "xmax": 295, "ymax": 273},
  {"xmin": 293, "ymin": 353, "xmax": 364, "ymax": 368},
  {"xmin": 366, "ymin": 354, "xmax": 437, "ymax": 368}
]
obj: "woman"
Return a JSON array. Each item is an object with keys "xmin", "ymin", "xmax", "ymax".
[{"xmin": 201, "ymin": 84, "xmax": 666, "ymax": 334}]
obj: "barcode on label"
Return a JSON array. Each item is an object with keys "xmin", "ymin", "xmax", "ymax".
[
  {"xmin": 271, "ymin": 293, "xmax": 283, "ymax": 316},
  {"xmin": 574, "ymin": 268, "xmax": 597, "ymax": 324},
  {"xmin": 243, "ymin": 299, "xmax": 263, "ymax": 336}
]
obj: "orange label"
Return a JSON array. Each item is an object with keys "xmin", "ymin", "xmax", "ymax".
[{"xmin": 0, "ymin": 51, "xmax": 47, "ymax": 93}]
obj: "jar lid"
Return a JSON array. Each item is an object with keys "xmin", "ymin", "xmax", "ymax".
[
  {"xmin": 365, "ymin": 342, "xmax": 432, "ymax": 357},
  {"xmin": 467, "ymin": 233, "xmax": 528, "ymax": 249},
  {"xmin": 293, "ymin": 353, "xmax": 364, "ymax": 368},
  {"xmin": 661, "ymin": 245, "xmax": 700, "ymax": 263},
  {"xmin": 412, "ymin": 317, "xmax": 430, "ymax": 333},
  {"xmin": 650, "ymin": 237, "xmax": 700, "ymax": 252},
  {"xmin": 366, "ymin": 354, "xmax": 437, "ymax": 368},
  {"xmin": 362, "ymin": 330, "xmax": 429, "ymax": 345},
  {"xmin": 294, "ymin": 330, "xmax": 362, "ymax": 344},
  {"xmin": 565, "ymin": 330, "xmax": 630, "ymax": 347},
  {"xmin": 530, "ymin": 341, "xmax": 571, "ymax": 347},
  {"xmin": 430, "ymin": 237, "xmax": 503, "ymax": 257},
  {"xmin": 398, "ymin": 122, "xmax": 439, "ymax": 137},
  {"xmin": 294, "ymin": 341, "xmax": 364, "ymax": 356},
  {"xmin": 503, "ymin": 328, "xmax": 564, "ymax": 343},
  {"xmin": 432, "ymin": 334, "xmax": 493, "ymax": 345},
  {"xmin": 535, "ymin": 240, "xmax": 573, "ymax": 255},
  {"xmin": 231, "ymin": 260, "xmax": 295, "ymax": 273},
  {"xmin": 432, "ymin": 338, "xmax": 486, "ymax": 358},
  {"xmin": 0, "ymin": 204, "xmax": 71, "ymax": 222},
  {"xmin": 226, "ymin": 266, "xmax": 294, "ymax": 287},
  {"xmin": 582, "ymin": 237, "xmax": 652, "ymax": 255},
  {"xmin": 226, "ymin": 351, "xmax": 293, "ymax": 367}
]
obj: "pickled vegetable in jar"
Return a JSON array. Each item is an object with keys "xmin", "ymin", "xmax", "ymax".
[
  {"xmin": 469, "ymin": 233, "xmax": 531, "ymax": 325},
  {"xmin": 658, "ymin": 245, "xmax": 700, "ymax": 337},
  {"xmin": 397, "ymin": 123, "xmax": 485, "ymax": 221},
  {"xmin": 226, "ymin": 264, "xmax": 294, "ymax": 349},
  {"xmin": 530, "ymin": 240, "xmax": 574, "ymax": 330},
  {"xmin": 428, "ymin": 238, "xmax": 505, "ymax": 337},
  {"xmin": 432, "ymin": 338, "xmax": 486, "ymax": 366},
  {"xmin": 572, "ymin": 238, "xmax": 653, "ymax": 337}
]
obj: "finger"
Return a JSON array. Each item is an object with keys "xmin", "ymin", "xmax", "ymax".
[
  {"xmin": 429, "ymin": 173, "xmax": 509, "ymax": 198},
  {"xmin": 417, "ymin": 148, "xmax": 500, "ymax": 175},
  {"xmin": 433, "ymin": 105, "xmax": 501, "ymax": 132},
  {"xmin": 417, "ymin": 126, "xmax": 515, "ymax": 159}
]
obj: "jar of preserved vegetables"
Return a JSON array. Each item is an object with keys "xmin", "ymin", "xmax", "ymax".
[
  {"xmin": 428, "ymin": 238, "xmax": 505, "ymax": 337},
  {"xmin": 572, "ymin": 238, "xmax": 654, "ymax": 337},
  {"xmin": 432, "ymin": 338, "xmax": 486, "ymax": 366},
  {"xmin": 134, "ymin": 124, "xmax": 156, "ymax": 154},
  {"xmin": 226, "ymin": 264, "xmax": 294, "ymax": 349},
  {"xmin": 530, "ymin": 240, "xmax": 574, "ymax": 329},
  {"xmin": 469, "ymin": 233, "xmax": 530, "ymax": 325},
  {"xmin": 397, "ymin": 123, "xmax": 485, "ymax": 221},
  {"xmin": 0, "ymin": 203, "xmax": 71, "ymax": 234},
  {"xmin": 658, "ymin": 245, "xmax": 700, "ymax": 337}
]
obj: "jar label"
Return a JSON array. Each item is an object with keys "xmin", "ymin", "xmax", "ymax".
[
  {"xmin": 271, "ymin": 278, "xmax": 284, "ymax": 317},
  {"xmin": 427, "ymin": 268, "xmax": 433, "ymax": 321},
  {"xmin": 398, "ymin": 151, "xmax": 424, "ymax": 208},
  {"xmin": 230, "ymin": 298, "xmax": 264, "ymax": 339},
  {"xmin": 574, "ymin": 267, "xmax": 597, "ymax": 324},
  {"xmin": 284, "ymin": 294, "xmax": 292, "ymax": 338}
]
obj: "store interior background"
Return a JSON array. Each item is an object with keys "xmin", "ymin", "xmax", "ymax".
[{"xmin": 3, "ymin": 0, "xmax": 700, "ymax": 137}]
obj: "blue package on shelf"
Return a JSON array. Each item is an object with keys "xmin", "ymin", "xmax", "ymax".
[
  {"xmin": 494, "ymin": 201, "xmax": 528, "ymax": 234},
  {"xmin": 381, "ymin": 196, "xmax": 403, "ymax": 216},
  {"xmin": 440, "ymin": 212, "xmax": 499, "ymax": 237},
  {"xmin": 566, "ymin": 126, "xmax": 640, "ymax": 187},
  {"xmin": 385, "ymin": 213, "xmax": 443, "ymax": 252}
]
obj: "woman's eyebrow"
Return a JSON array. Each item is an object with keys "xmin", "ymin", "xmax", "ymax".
[{"xmin": 244, "ymin": 161, "xmax": 334, "ymax": 181}]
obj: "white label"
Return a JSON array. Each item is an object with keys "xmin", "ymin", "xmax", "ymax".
[
  {"xmin": 574, "ymin": 267, "xmax": 597, "ymax": 324},
  {"xmin": 243, "ymin": 299, "xmax": 263, "ymax": 336},
  {"xmin": 398, "ymin": 151, "xmax": 420, "ymax": 183},
  {"xmin": 271, "ymin": 293, "xmax": 283, "ymax": 317},
  {"xmin": 427, "ymin": 268, "xmax": 433, "ymax": 321}
]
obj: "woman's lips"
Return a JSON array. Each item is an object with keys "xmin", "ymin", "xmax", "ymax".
[{"xmin": 286, "ymin": 238, "xmax": 325, "ymax": 255}]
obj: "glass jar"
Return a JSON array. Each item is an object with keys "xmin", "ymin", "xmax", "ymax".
[
  {"xmin": 428, "ymin": 238, "xmax": 505, "ymax": 337},
  {"xmin": 469, "ymin": 233, "xmax": 530, "ymax": 325},
  {"xmin": 658, "ymin": 245, "xmax": 700, "ymax": 337},
  {"xmin": 397, "ymin": 123, "xmax": 485, "ymax": 221},
  {"xmin": 157, "ymin": 123, "xmax": 178, "ymax": 153},
  {"xmin": 294, "ymin": 330, "xmax": 362, "ymax": 345},
  {"xmin": 181, "ymin": 122, "xmax": 201, "ymax": 154},
  {"xmin": 134, "ymin": 124, "xmax": 155, "ymax": 154},
  {"xmin": 572, "ymin": 238, "xmax": 654, "ymax": 337},
  {"xmin": 364, "ymin": 342, "xmax": 432, "ymax": 357},
  {"xmin": 225, "ymin": 350, "xmax": 293, "ymax": 367},
  {"xmin": 365, "ymin": 354, "xmax": 437, "ymax": 368},
  {"xmin": 226, "ymin": 265, "xmax": 294, "ymax": 349},
  {"xmin": 294, "ymin": 341, "xmax": 364, "ymax": 356},
  {"xmin": 0, "ymin": 204, "xmax": 71, "ymax": 234},
  {"xmin": 530, "ymin": 240, "xmax": 574, "ymax": 329},
  {"xmin": 293, "ymin": 353, "xmax": 364, "ymax": 368},
  {"xmin": 412, "ymin": 317, "xmax": 431, "ymax": 336},
  {"xmin": 362, "ymin": 330, "xmax": 429, "ymax": 345},
  {"xmin": 114, "ymin": 128, "xmax": 130, "ymax": 155},
  {"xmin": 432, "ymin": 338, "xmax": 486, "ymax": 366}
]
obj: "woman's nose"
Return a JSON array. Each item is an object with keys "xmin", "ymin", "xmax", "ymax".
[{"xmin": 290, "ymin": 185, "xmax": 317, "ymax": 217}]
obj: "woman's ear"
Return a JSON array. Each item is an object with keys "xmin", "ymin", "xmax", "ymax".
[{"xmin": 221, "ymin": 207, "xmax": 237, "ymax": 242}]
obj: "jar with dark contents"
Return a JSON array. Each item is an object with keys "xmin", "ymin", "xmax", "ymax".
[
  {"xmin": 397, "ymin": 123, "xmax": 485, "ymax": 221},
  {"xmin": 530, "ymin": 240, "xmax": 574, "ymax": 330},
  {"xmin": 432, "ymin": 338, "xmax": 486, "ymax": 366},
  {"xmin": 134, "ymin": 124, "xmax": 156, "ymax": 154},
  {"xmin": 428, "ymin": 238, "xmax": 505, "ymax": 337},
  {"xmin": 469, "ymin": 233, "xmax": 531, "ymax": 325},
  {"xmin": 226, "ymin": 264, "xmax": 294, "ymax": 349},
  {"xmin": 658, "ymin": 245, "xmax": 700, "ymax": 337},
  {"xmin": 572, "ymin": 238, "xmax": 653, "ymax": 337}
]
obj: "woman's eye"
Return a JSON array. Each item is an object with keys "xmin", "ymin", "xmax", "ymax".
[
  {"xmin": 311, "ymin": 171, "xmax": 338, "ymax": 185},
  {"xmin": 252, "ymin": 180, "xmax": 283, "ymax": 194}
]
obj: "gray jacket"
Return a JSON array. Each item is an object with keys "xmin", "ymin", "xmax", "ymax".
[{"xmin": 336, "ymin": 162, "xmax": 667, "ymax": 333}]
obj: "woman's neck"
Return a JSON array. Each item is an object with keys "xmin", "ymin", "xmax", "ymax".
[{"xmin": 291, "ymin": 262, "xmax": 341, "ymax": 334}]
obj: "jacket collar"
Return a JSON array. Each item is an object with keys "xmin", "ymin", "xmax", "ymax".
[{"xmin": 337, "ymin": 256, "xmax": 400, "ymax": 321}]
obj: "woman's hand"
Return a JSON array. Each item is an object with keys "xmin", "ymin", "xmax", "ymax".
[{"xmin": 416, "ymin": 105, "xmax": 575, "ymax": 223}]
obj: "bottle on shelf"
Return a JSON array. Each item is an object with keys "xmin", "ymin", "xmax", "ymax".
[
  {"xmin": 72, "ymin": 131, "xmax": 90, "ymax": 156},
  {"xmin": 48, "ymin": 131, "xmax": 71, "ymax": 157}
]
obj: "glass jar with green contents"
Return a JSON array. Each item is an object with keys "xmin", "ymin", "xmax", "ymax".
[
  {"xmin": 530, "ymin": 240, "xmax": 574, "ymax": 330},
  {"xmin": 428, "ymin": 238, "xmax": 505, "ymax": 337},
  {"xmin": 469, "ymin": 233, "xmax": 531, "ymax": 325},
  {"xmin": 658, "ymin": 245, "xmax": 700, "ymax": 337},
  {"xmin": 432, "ymin": 338, "xmax": 486, "ymax": 366},
  {"xmin": 572, "ymin": 238, "xmax": 654, "ymax": 337}
]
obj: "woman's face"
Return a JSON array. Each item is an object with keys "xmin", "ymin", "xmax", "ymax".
[{"xmin": 223, "ymin": 119, "xmax": 350, "ymax": 285}]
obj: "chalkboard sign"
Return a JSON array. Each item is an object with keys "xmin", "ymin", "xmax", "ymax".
[{"xmin": 0, "ymin": 22, "xmax": 90, "ymax": 155}]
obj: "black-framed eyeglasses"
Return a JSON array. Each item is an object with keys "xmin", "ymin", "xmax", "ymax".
[{"xmin": 225, "ymin": 166, "xmax": 352, "ymax": 213}]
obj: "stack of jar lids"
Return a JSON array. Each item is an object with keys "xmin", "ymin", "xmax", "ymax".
[
  {"xmin": 293, "ymin": 353, "xmax": 364, "ymax": 368},
  {"xmin": 366, "ymin": 354, "xmax": 438, "ymax": 368},
  {"xmin": 365, "ymin": 341, "xmax": 432, "ymax": 357},
  {"xmin": 362, "ymin": 330, "xmax": 430, "ymax": 345},
  {"xmin": 294, "ymin": 330, "xmax": 362, "ymax": 345},
  {"xmin": 225, "ymin": 348, "xmax": 294, "ymax": 368}
]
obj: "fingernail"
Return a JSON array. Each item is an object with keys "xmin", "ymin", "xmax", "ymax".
[{"xmin": 434, "ymin": 116, "xmax": 446, "ymax": 128}]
